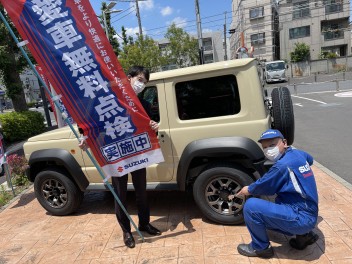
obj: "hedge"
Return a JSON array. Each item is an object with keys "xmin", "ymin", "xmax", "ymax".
[{"xmin": 0, "ymin": 111, "xmax": 45, "ymax": 142}]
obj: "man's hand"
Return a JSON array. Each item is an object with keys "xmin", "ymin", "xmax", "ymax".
[
  {"xmin": 78, "ymin": 138, "xmax": 88, "ymax": 151},
  {"xmin": 150, "ymin": 120, "xmax": 159, "ymax": 132},
  {"xmin": 236, "ymin": 186, "xmax": 250, "ymax": 197}
]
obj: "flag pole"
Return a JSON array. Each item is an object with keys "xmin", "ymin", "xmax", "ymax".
[{"xmin": 0, "ymin": 10, "xmax": 144, "ymax": 242}]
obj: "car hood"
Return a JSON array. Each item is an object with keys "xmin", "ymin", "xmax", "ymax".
[{"xmin": 26, "ymin": 126, "xmax": 75, "ymax": 142}]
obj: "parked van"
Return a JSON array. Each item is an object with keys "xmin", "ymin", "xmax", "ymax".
[{"xmin": 264, "ymin": 60, "xmax": 288, "ymax": 83}]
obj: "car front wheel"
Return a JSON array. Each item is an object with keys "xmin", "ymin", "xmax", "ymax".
[
  {"xmin": 34, "ymin": 168, "xmax": 84, "ymax": 215},
  {"xmin": 193, "ymin": 164, "xmax": 254, "ymax": 225}
]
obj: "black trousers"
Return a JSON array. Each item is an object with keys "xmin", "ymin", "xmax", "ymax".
[{"xmin": 111, "ymin": 168, "xmax": 150, "ymax": 233}]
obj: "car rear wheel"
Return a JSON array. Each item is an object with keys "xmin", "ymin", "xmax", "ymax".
[
  {"xmin": 193, "ymin": 164, "xmax": 254, "ymax": 225},
  {"xmin": 271, "ymin": 86, "xmax": 295, "ymax": 145},
  {"xmin": 34, "ymin": 168, "xmax": 84, "ymax": 215}
]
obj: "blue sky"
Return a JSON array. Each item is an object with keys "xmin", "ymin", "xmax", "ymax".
[{"xmin": 90, "ymin": 0, "xmax": 233, "ymax": 41}]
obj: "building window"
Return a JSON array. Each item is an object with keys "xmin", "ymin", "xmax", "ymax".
[
  {"xmin": 322, "ymin": 23, "xmax": 344, "ymax": 40},
  {"xmin": 202, "ymin": 38, "xmax": 213, "ymax": 51},
  {"xmin": 324, "ymin": 0, "xmax": 343, "ymax": 14},
  {"xmin": 204, "ymin": 54, "xmax": 214, "ymax": 63},
  {"xmin": 292, "ymin": 1, "xmax": 310, "ymax": 19},
  {"xmin": 249, "ymin": 6, "xmax": 264, "ymax": 19},
  {"xmin": 159, "ymin": 43, "xmax": 169, "ymax": 52},
  {"xmin": 289, "ymin": 26, "xmax": 310, "ymax": 39},
  {"xmin": 250, "ymin": 33, "xmax": 265, "ymax": 45}
]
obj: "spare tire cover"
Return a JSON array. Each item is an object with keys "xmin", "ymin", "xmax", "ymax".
[{"xmin": 271, "ymin": 87, "xmax": 295, "ymax": 145}]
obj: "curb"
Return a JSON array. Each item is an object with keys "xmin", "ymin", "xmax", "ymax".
[
  {"xmin": 0, "ymin": 183, "xmax": 34, "ymax": 213},
  {"xmin": 314, "ymin": 160, "xmax": 352, "ymax": 191}
]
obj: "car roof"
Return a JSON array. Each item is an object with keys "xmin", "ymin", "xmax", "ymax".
[
  {"xmin": 265, "ymin": 60, "xmax": 285, "ymax": 65},
  {"xmin": 149, "ymin": 58, "xmax": 256, "ymax": 82}
]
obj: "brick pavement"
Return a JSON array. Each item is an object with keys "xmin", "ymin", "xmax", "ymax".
[{"xmin": 1, "ymin": 162, "xmax": 352, "ymax": 263}]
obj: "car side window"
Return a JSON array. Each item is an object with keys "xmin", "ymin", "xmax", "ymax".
[
  {"xmin": 138, "ymin": 86, "xmax": 160, "ymax": 122},
  {"xmin": 175, "ymin": 75, "xmax": 241, "ymax": 120}
]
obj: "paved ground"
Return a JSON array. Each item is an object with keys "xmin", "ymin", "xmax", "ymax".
[{"xmin": 1, "ymin": 162, "xmax": 352, "ymax": 263}]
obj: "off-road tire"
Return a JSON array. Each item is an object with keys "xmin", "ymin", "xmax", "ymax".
[
  {"xmin": 271, "ymin": 87, "xmax": 295, "ymax": 145},
  {"xmin": 34, "ymin": 168, "xmax": 84, "ymax": 216},
  {"xmin": 193, "ymin": 163, "xmax": 254, "ymax": 225}
]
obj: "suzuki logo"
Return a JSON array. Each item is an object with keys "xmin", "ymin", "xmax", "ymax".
[{"xmin": 117, "ymin": 167, "xmax": 124, "ymax": 173}]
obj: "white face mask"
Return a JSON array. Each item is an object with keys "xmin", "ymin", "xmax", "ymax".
[
  {"xmin": 132, "ymin": 80, "xmax": 146, "ymax": 94},
  {"xmin": 264, "ymin": 146, "xmax": 283, "ymax": 162}
]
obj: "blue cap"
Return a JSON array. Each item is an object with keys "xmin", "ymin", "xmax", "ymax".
[{"xmin": 258, "ymin": 129, "xmax": 284, "ymax": 142}]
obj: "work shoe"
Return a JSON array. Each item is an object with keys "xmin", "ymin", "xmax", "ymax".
[
  {"xmin": 123, "ymin": 232, "xmax": 135, "ymax": 248},
  {"xmin": 289, "ymin": 231, "xmax": 319, "ymax": 250},
  {"xmin": 139, "ymin": 223, "xmax": 162, "ymax": 236},
  {"xmin": 237, "ymin": 243, "xmax": 274, "ymax": 258}
]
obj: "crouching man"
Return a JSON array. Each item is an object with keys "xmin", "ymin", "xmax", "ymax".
[{"xmin": 236, "ymin": 129, "xmax": 319, "ymax": 258}]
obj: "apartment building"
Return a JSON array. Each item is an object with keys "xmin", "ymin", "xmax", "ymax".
[
  {"xmin": 20, "ymin": 69, "xmax": 41, "ymax": 103},
  {"xmin": 231, "ymin": 0, "xmax": 350, "ymax": 62},
  {"xmin": 230, "ymin": 0, "xmax": 279, "ymax": 61},
  {"xmin": 279, "ymin": 0, "xmax": 350, "ymax": 60}
]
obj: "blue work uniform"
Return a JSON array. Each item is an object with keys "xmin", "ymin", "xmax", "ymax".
[{"xmin": 244, "ymin": 147, "xmax": 318, "ymax": 250}]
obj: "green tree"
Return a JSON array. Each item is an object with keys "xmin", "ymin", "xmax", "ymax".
[
  {"xmin": 119, "ymin": 35, "xmax": 167, "ymax": 73},
  {"xmin": 289, "ymin": 42, "xmax": 310, "ymax": 62},
  {"xmin": 101, "ymin": 2, "xmax": 120, "ymax": 56},
  {"xmin": 164, "ymin": 24, "xmax": 199, "ymax": 68},
  {"xmin": 0, "ymin": 5, "xmax": 29, "ymax": 112},
  {"xmin": 121, "ymin": 26, "xmax": 134, "ymax": 47}
]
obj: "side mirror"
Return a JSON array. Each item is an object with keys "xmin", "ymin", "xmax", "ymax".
[{"xmin": 286, "ymin": 65, "xmax": 289, "ymax": 69}]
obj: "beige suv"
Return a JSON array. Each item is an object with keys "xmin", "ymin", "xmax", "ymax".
[{"xmin": 24, "ymin": 58, "xmax": 294, "ymax": 225}]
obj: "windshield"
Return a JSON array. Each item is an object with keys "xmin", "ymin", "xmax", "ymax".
[{"xmin": 266, "ymin": 62, "xmax": 285, "ymax": 71}]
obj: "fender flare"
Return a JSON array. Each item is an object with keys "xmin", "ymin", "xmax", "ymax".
[
  {"xmin": 27, "ymin": 149, "xmax": 89, "ymax": 191},
  {"xmin": 177, "ymin": 137, "xmax": 266, "ymax": 191}
]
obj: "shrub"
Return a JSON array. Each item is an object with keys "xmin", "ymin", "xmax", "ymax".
[
  {"xmin": 27, "ymin": 101, "xmax": 36, "ymax": 108},
  {"xmin": 290, "ymin": 42, "xmax": 310, "ymax": 62},
  {"xmin": 6, "ymin": 154, "xmax": 29, "ymax": 186},
  {"xmin": 0, "ymin": 111, "xmax": 45, "ymax": 142}
]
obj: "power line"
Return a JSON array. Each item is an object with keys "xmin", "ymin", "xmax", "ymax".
[
  {"xmin": 111, "ymin": 9, "xmax": 136, "ymax": 24},
  {"xmin": 110, "ymin": 5, "xmax": 135, "ymax": 19},
  {"xmin": 144, "ymin": 11, "xmax": 233, "ymax": 33}
]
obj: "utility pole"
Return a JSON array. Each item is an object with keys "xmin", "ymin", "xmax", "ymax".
[
  {"xmin": 135, "ymin": 0, "xmax": 143, "ymax": 36},
  {"xmin": 195, "ymin": 0, "xmax": 204, "ymax": 64},
  {"xmin": 224, "ymin": 12, "xmax": 228, "ymax": 61}
]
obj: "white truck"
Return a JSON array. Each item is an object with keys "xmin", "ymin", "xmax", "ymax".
[{"xmin": 264, "ymin": 60, "xmax": 288, "ymax": 83}]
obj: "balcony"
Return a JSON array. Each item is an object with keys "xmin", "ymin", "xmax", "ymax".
[{"xmin": 323, "ymin": 30, "xmax": 344, "ymax": 41}]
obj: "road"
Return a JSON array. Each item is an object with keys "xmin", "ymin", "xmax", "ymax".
[{"xmin": 266, "ymin": 79, "xmax": 352, "ymax": 185}]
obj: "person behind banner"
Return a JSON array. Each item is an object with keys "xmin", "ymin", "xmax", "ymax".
[
  {"xmin": 235, "ymin": 129, "xmax": 319, "ymax": 258},
  {"xmin": 79, "ymin": 66, "xmax": 161, "ymax": 248}
]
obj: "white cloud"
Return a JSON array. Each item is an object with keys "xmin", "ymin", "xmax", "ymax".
[
  {"xmin": 125, "ymin": 27, "xmax": 141, "ymax": 36},
  {"xmin": 130, "ymin": 0, "xmax": 154, "ymax": 11},
  {"xmin": 167, "ymin": 17, "xmax": 187, "ymax": 28},
  {"xmin": 115, "ymin": 27, "xmax": 147, "ymax": 42},
  {"xmin": 161, "ymin": 6, "xmax": 173, "ymax": 16}
]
